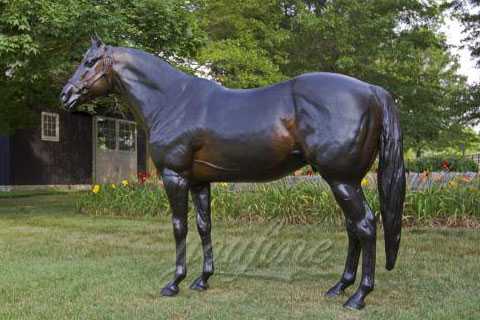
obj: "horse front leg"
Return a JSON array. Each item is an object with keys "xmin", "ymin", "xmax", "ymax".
[
  {"xmin": 189, "ymin": 183, "xmax": 214, "ymax": 291},
  {"xmin": 160, "ymin": 168, "xmax": 190, "ymax": 297}
]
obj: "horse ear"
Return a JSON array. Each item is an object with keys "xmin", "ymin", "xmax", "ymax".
[{"xmin": 90, "ymin": 33, "xmax": 104, "ymax": 48}]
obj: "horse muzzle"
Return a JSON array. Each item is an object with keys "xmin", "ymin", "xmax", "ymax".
[{"xmin": 60, "ymin": 83, "xmax": 81, "ymax": 111}]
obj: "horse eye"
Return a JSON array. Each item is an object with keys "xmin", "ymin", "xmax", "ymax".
[{"xmin": 85, "ymin": 58, "xmax": 97, "ymax": 68}]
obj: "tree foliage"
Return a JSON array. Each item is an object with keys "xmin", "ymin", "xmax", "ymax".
[
  {"xmin": 449, "ymin": 0, "xmax": 480, "ymax": 131},
  {"xmin": 1, "ymin": 0, "xmax": 478, "ymax": 153},
  {"xmin": 451, "ymin": 0, "xmax": 480, "ymax": 66},
  {"xmin": 0, "ymin": 0, "xmax": 204, "ymax": 134},
  {"xmin": 195, "ymin": 0, "xmax": 477, "ymax": 152}
]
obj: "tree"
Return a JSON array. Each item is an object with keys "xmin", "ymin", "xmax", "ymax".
[
  {"xmin": 0, "ymin": 0, "xmax": 205, "ymax": 134},
  {"xmin": 193, "ymin": 0, "xmax": 288, "ymax": 88},
  {"xmin": 195, "ymin": 0, "xmax": 477, "ymax": 152},
  {"xmin": 2, "ymin": 0, "xmax": 477, "ymax": 154},
  {"xmin": 451, "ymin": 0, "xmax": 480, "ymax": 66},
  {"xmin": 450, "ymin": 0, "xmax": 480, "ymax": 130}
]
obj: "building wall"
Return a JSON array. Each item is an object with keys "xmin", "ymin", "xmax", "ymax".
[
  {"xmin": 137, "ymin": 128, "xmax": 148, "ymax": 175},
  {"xmin": 11, "ymin": 110, "xmax": 93, "ymax": 185},
  {"xmin": 0, "ymin": 136, "xmax": 11, "ymax": 185}
]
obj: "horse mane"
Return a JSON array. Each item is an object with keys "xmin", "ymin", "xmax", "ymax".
[{"xmin": 113, "ymin": 47, "xmax": 190, "ymax": 81}]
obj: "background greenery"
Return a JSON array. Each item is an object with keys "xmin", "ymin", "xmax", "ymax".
[
  {"xmin": 76, "ymin": 176, "xmax": 480, "ymax": 225},
  {"xmin": 0, "ymin": 0, "xmax": 204, "ymax": 132},
  {"xmin": 1, "ymin": 0, "xmax": 480, "ymax": 155},
  {"xmin": 406, "ymin": 156, "xmax": 479, "ymax": 172}
]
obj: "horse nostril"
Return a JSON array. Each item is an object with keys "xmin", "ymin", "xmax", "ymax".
[
  {"xmin": 61, "ymin": 85, "xmax": 74, "ymax": 102},
  {"xmin": 60, "ymin": 92, "xmax": 68, "ymax": 104}
]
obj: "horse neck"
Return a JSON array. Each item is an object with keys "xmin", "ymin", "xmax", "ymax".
[{"xmin": 111, "ymin": 47, "xmax": 192, "ymax": 132}]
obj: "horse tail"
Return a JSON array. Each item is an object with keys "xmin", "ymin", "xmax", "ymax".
[{"xmin": 375, "ymin": 87, "xmax": 406, "ymax": 271}]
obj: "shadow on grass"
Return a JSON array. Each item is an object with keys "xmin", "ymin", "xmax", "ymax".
[{"xmin": 0, "ymin": 190, "xmax": 70, "ymax": 199}]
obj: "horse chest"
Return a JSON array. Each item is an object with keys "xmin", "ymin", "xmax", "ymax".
[{"xmin": 149, "ymin": 133, "xmax": 194, "ymax": 174}]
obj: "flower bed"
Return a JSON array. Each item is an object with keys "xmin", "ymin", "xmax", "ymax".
[
  {"xmin": 77, "ymin": 173, "xmax": 480, "ymax": 225},
  {"xmin": 406, "ymin": 156, "xmax": 478, "ymax": 172}
]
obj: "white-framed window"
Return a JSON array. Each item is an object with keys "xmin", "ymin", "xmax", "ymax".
[
  {"xmin": 118, "ymin": 121, "xmax": 137, "ymax": 152},
  {"xmin": 95, "ymin": 117, "xmax": 137, "ymax": 153},
  {"xmin": 41, "ymin": 112, "xmax": 60, "ymax": 142}
]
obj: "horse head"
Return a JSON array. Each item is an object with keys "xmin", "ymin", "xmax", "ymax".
[{"xmin": 60, "ymin": 35, "xmax": 114, "ymax": 110}]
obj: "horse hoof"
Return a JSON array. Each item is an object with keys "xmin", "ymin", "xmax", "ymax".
[
  {"xmin": 325, "ymin": 283, "xmax": 344, "ymax": 298},
  {"xmin": 343, "ymin": 297, "xmax": 365, "ymax": 310},
  {"xmin": 190, "ymin": 277, "xmax": 209, "ymax": 291},
  {"xmin": 160, "ymin": 283, "xmax": 179, "ymax": 297}
]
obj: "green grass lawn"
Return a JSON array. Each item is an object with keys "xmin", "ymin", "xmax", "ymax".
[{"xmin": 0, "ymin": 192, "xmax": 479, "ymax": 320}]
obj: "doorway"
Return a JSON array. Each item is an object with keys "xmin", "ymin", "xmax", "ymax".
[{"xmin": 93, "ymin": 116, "xmax": 137, "ymax": 184}]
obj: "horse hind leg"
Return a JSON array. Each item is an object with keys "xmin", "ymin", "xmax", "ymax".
[
  {"xmin": 326, "ymin": 180, "xmax": 376, "ymax": 310},
  {"xmin": 325, "ymin": 229, "xmax": 361, "ymax": 297}
]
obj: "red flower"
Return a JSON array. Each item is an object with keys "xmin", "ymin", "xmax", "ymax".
[
  {"xmin": 441, "ymin": 160, "xmax": 450, "ymax": 171},
  {"xmin": 137, "ymin": 171, "xmax": 151, "ymax": 184}
]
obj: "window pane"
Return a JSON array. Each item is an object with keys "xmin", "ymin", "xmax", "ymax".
[
  {"xmin": 47, "ymin": 119, "xmax": 52, "ymax": 136},
  {"xmin": 97, "ymin": 119, "xmax": 116, "ymax": 150},
  {"xmin": 41, "ymin": 113, "xmax": 59, "ymax": 141},
  {"xmin": 119, "ymin": 122, "xmax": 136, "ymax": 152}
]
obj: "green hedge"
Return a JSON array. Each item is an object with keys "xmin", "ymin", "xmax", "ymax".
[
  {"xmin": 76, "ymin": 177, "xmax": 480, "ymax": 225},
  {"xmin": 406, "ymin": 156, "xmax": 478, "ymax": 172}
]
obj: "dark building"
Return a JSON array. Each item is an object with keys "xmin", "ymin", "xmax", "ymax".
[{"xmin": 0, "ymin": 107, "xmax": 148, "ymax": 189}]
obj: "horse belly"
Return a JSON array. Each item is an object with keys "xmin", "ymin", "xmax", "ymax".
[
  {"xmin": 192, "ymin": 153, "xmax": 305, "ymax": 182},
  {"xmin": 191, "ymin": 130, "xmax": 306, "ymax": 183}
]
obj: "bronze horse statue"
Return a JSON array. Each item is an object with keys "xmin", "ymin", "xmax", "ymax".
[{"xmin": 61, "ymin": 37, "xmax": 405, "ymax": 310}]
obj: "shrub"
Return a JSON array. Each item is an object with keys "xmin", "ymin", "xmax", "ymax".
[
  {"xmin": 76, "ymin": 176, "xmax": 480, "ymax": 225},
  {"xmin": 76, "ymin": 176, "xmax": 170, "ymax": 217},
  {"xmin": 406, "ymin": 156, "xmax": 478, "ymax": 172},
  {"xmin": 404, "ymin": 181, "xmax": 480, "ymax": 221},
  {"xmin": 210, "ymin": 181, "xmax": 343, "ymax": 224}
]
